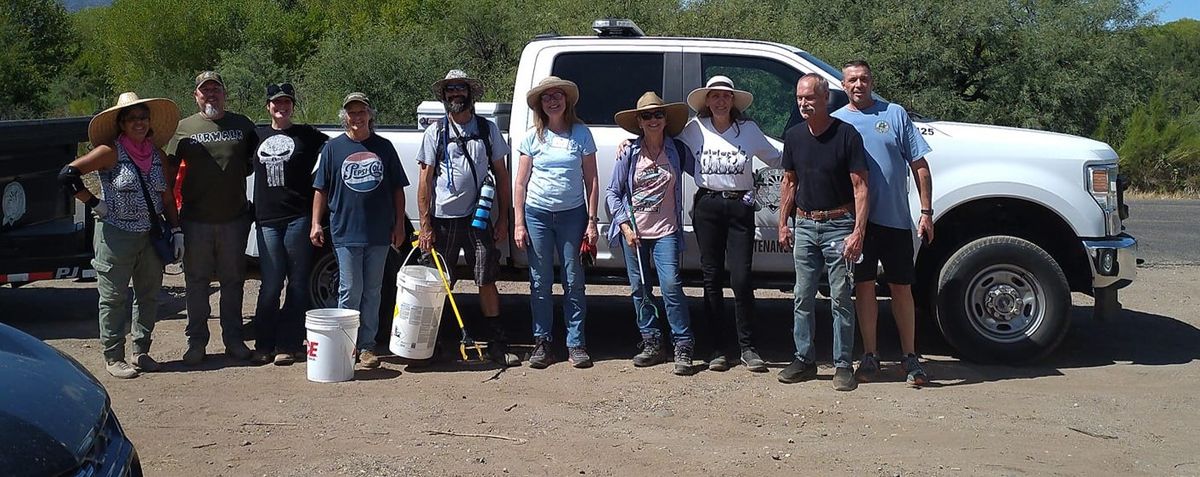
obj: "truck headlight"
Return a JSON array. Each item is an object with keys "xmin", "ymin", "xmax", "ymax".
[{"xmin": 1087, "ymin": 164, "xmax": 1120, "ymax": 236}]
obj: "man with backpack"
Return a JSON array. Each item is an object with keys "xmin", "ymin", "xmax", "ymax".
[{"xmin": 415, "ymin": 70, "xmax": 518, "ymax": 366}]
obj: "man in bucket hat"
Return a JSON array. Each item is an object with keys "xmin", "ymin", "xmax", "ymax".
[
  {"xmin": 311, "ymin": 92, "xmax": 410, "ymax": 369},
  {"xmin": 165, "ymin": 70, "xmax": 260, "ymax": 365},
  {"xmin": 416, "ymin": 70, "xmax": 518, "ymax": 366}
]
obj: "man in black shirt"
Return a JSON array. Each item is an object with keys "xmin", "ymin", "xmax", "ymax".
[{"xmin": 777, "ymin": 73, "xmax": 869, "ymax": 391}]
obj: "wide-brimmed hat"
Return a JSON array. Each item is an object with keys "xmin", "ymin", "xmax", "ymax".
[
  {"xmin": 525, "ymin": 76, "xmax": 579, "ymax": 111},
  {"xmin": 614, "ymin": 91, "xmax": 689, "ymax": 137},
  {"xmin": 432, "ymin": 70, "xmax": 485, "ymax": 101},
  {"xmin": 87, "ymin": 92, "xmax": 181, "ymax": 148},
  {"xmin": 686, "ymin": 75, "xmax": 754, "ymax": 112}
]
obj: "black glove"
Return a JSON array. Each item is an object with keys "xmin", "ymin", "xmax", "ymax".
[{"xmin": 58, "ymin": 165, "xmax": 86, "ymax": 194}]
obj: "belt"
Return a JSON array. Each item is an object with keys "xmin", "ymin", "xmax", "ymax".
[
  {"xmin": 699, "ymin": 188, "xmax": 749, "ymax": 200},
  {"xmin": 795, "ymin": 205, "xmax": 851, "ymax": 221}
]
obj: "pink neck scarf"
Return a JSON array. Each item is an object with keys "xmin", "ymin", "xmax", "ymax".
[{"xmin": 118, "ymin": 134, "xmax": 154, "ymax": 173}]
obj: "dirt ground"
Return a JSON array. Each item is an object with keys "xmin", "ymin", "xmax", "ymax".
[{"xmin": 4, "ymin": 264, "xmax": 1199, "ymax": 477}]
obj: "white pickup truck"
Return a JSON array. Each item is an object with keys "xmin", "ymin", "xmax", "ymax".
[{"xmin": 284, "ymin": 19, "xmax": 1136, "ymax": 363}]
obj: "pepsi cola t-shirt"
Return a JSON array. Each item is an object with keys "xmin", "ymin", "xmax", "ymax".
[{"xmin": 314, "ymin": 133, "xmax": 409, "ymax": 247}]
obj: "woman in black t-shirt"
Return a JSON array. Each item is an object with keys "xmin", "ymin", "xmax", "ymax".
[{"xmin": 251, "ymin": 83, "xmax": 329, "ymax": 365}]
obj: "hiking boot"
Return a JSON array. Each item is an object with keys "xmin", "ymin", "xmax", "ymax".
[
  {"xmin": 528, "ymin": 336, "xmax": 553, "ymax": 369},
  {"xmin": 358, "ymin": 349, "xmax": 381, "ymax": 369},
  {"xmin": 568, "ymin": 346, "xmax": 593, "ymax": 368},
  {"xmin": 106, "ymin": 359, "xmax": 139, "ymax": 379},
  {"xmin": 673, "ymin": 340, "xmax": 695, "ymax": 376},
  {"xmin": 778, "ymin": 359, "xmax": 817, "ymax": 384},
  {"xmin": 131, "ymin": 353, "xmax": 160, "ymax": 372},
  {"xmin": 903, "ymin": 354, "xmax": 930, "ymax": 387},
  {"xmin": 708, "ymin": 351, "xmax": 729, "ymax": 372},
  {"xmin": 182, "ymin": 344, "xmax": 206, "ymax": 365},
  {"xmin": 273, "ymin": 352, "xmax": 295, "ymax": 366},
  {"xmin": 740, "ymin": 348, "xmax": 768, "ymax": 372},
  {"xmin": 833, "ymin": 366, "xmax": 858, "ymax": 391},
  {"xmin": 632, "ymin": 334, "xmax": 666, "ymax": 367},
  {"xmin": 855, "ymin": 353, "xmax": 880, "ymax": 383},
  {"xmin": 225, "ymin": 342, "xmax": 252, "ymax": 361},
  {"xmin": 487, "ymin": 340, "xmax": 522, "ymax": 367}
]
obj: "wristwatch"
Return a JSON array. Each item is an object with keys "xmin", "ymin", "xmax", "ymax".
[
  {"xmin": 589, "ymin": 216, "xmax": 601, "ymax": 223},
  {"xmin": 920, "ymin": 208, "xmax": 934, "ymax": 216}
]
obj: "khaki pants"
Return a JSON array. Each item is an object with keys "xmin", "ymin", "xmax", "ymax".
[{"xmin": 92, "ymin": 221, "xmax": 163, "ymax": 362}]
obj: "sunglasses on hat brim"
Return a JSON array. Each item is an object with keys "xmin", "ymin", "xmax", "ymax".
[{"xmin": 267, "ymin": 83, "xmax": 295, "ymax": 97}]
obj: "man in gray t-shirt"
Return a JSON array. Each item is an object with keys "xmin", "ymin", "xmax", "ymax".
[{"xmin": 415, "ymin": 69, "xmax": 517, "ymax": 366}]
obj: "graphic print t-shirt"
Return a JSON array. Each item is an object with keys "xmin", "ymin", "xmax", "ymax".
[
  {"xmin": 313, "ymin": 133, "xmax": 410, "ymax": 247},
  {"xmin": 832, "ymin": 100, "xmax": 932, "ymax": 229},
  {"xmin": 631, "ymin": 149, "xmax": 676, "ymax": 239},
  {"xmin": 165, "ymin": 112, "xmax": 257, "ymax": 223},
  {"xmin": 676, "ymin": 117, "xmax": 780, "ymax": 191},
  {"xmin": 253, "ymin": 124, "xmax": 329, "ymax": 225}
]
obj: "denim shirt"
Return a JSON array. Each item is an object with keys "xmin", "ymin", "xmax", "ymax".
[{"xmin": 604, "ymin": 136, "xmax": 693, "ymax": 249}]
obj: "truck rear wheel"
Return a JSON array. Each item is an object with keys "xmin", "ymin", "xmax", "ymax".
[
  {"xmin": 934, "ymin": 236, "xmax": 1070, "ymax": 363},
  {"xmin": 306, "ymin": 246, "xmax": 404, "ymax": 347}
]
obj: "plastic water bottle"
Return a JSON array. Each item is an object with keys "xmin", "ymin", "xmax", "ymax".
[
  {"xmin": 471, "ymin": 175, "xmax": 495, "ymax": 230},
  {"xmin": 830, "ymin": 239, "xmax": 864, "ymax": 264}
]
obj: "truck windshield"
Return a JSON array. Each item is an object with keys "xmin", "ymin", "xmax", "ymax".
[{"xmin": 793, "ymin": 50, "xmax": 929, "ymax": 121}]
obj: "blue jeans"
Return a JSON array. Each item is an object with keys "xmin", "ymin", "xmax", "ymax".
[
  {"xmin": 621, "ymin": 234, "xmax": 692, "ymax": 343},
  {"xmin": 791, "ymin": 215, "xmax": 856, "ymax": 368},
  {"xmin": 525, "ymin": 205, "xmax": 588, "ymax": 347},
  {"xmin": 334, "ymin": 245, "xmax": 390, "ymax": 352},
  {"xmin": 254, "ymin": 216, "xmax": 314, "ymax": 354}
]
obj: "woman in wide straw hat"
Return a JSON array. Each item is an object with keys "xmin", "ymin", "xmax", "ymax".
[
  {"xmin": 605, "ymin": 91, "xmax": 696, "ymax": 376},
  {"xmin": 57, "ymin": 92, "xmax": 182, "ymax": 379},
  {"xmin": 513, "ymin": 76, "xmax": 600, "ymax": 369},
  {"xmin": 678, "ymin": 75, "xmax": 781, "ymax": 373}
]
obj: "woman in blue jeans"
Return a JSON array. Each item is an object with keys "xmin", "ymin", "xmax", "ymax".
[
  {"xmin": 605, "ymin": 92, "xmax": 696, "ymax": 376},
  {"xmin": 513, "ymin": 76, "xmax": 600, "ymax": 369},
  {"xmin": 250, "ymin": 83, "xmax": 328, "ymax": 365}
]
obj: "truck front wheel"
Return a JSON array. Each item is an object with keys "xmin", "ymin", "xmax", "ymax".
[{"xmin": 934, "ymin": 236, "xmax": 1071, "ymax": 363}]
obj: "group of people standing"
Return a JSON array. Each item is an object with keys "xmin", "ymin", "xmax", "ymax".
[{"xmin": 61, "ymin": 60, "xmax": 934, "ymax": 391}]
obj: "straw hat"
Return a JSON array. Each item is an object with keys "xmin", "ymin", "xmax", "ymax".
[
  {"xmin": 432, "ymin": 69, "xmax": 485, "ymax": 101},
  {"xmin": 686, "ymin": 75, "xmax": 754, "ymax": 112},
  {"xmin": 613, "ymin": 91, "xmax": 689, "ymax": 137},
  {"xmin": 87, "ymin": 92, "xmax": 181, "ymax": 148},
  {"xmin": 525, "ymin": 76, "xmax": 579, "ymax": 111}
]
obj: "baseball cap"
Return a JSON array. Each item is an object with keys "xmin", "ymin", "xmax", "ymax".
[
  {"xmin": 195, "ymin": 71, "xmax": 224, "ymax": 89},
  {"xmin": 267, "ymin": 83, "xmax": 296, "ymax": 101},
  {"xmin": 342, "ymin": 92, "xmax": 371, "ymax": 108}
]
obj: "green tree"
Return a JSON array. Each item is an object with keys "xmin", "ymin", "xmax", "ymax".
[{"xmin": 0, "ymin": 0, "xmax": 78, "ymax": 119}]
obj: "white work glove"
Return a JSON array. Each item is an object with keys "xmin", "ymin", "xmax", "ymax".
[
  {"xmin": 93, "ymin": 201, "xmax": 109, "ymax": 219},
  {"xmin": 171, "ymin": 228, "xmax": 185, "ymax": 263}
]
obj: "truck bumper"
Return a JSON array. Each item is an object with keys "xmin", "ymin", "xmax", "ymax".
[{"xmin": 1082, "ymin": 233, "xmax": 1137, "ymax": 320}]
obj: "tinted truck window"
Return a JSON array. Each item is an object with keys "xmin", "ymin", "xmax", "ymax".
[{"xmin": 552, "ymin": 53, "xmax": 664, "ymax": 126}]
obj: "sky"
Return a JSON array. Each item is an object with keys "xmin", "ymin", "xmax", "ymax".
[{"xmin": 1142, "ymin": 0, "xmax": 1200, "ymax": 22}]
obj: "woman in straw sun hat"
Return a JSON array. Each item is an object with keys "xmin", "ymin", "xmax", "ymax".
[
  {"xmin": 57, "ymin": 92, "xmax": 183, "ymax": 379},
  {"xmin": 605, "ymin": 91, "xmax": 697, "ymax": 376},
  {"xmin": 513, "ymin": 76, "xmax": 600, "ymax": 369},
  {"xmin": 678, "ymin": 75, "xmax": 781, "ymax": 373}
]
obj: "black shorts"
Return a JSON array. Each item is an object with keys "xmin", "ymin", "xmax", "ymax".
[
  {"xmin": 854, "ymin": 222, "xmax": 915, "ymax": 285},
  {"xmin": 421, "ymin": 216, "xmax": 500, "ymax": 286}
]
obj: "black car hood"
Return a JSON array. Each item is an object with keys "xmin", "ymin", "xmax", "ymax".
[{"xmin": 0, "ymin": 323, "xmax": 108, "ymax": 476}]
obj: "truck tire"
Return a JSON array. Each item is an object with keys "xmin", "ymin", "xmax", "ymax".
[
  {"xmin": 308, "ymin": 248, "xmax": 340, "ymax": 310},
  {"xmin": 934, "ymin": 236, "xmax": 1070, "ymax": 363}
]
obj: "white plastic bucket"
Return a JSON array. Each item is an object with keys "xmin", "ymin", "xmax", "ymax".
[
  {"xmin": 305, "ymin": 308, "xmax": 360, "ymax": 383},
  {"xmin": 389, "ymin": 247, "xmax": 448, "ymax": 359}
]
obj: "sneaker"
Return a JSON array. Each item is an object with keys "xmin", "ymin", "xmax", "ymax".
[
  {"xmin": 632, "ymin": 335, "xmax": 666, "ymax": 367},
  {"xmin": 903, "ymin": 354, "xmax": 930, "ymax": 387},
  {"xmin": 487, "ymin": 340, "xmax": 521, "ymax": 367},
  {"xmin": 273, "ymin": 352, "xmax": 295, "ymax": 366},
  {"xmin": 358, "ymin": 349, "xmax": 381, "ymax": 369},
  {"xmin": 182, "ymin": 345, "xmax": 206, "ymax": 365},
  {"xmin": 855, "ymin": 353, "xmax": 880, "ymax": 383},
  {"xmin": 131, "ymin": 353, "xmax": 160, "ymax": 372},
  {"xmin": 568, "ymin": 346, "xmax": 593, "ymax": 368},
  {"xmin": 708, "ymin": 351, "xmax": 729, "ymax": 372},
  {"xmin": 740, "ymin": 348, "xmax": 768, "ymax": 372},
  {"xmin": 778, "ymin": 359, "xmax": 817, "ymax": 383},
  {"xmin": 106, "ymin": 359, "xmax": 139, "ymax": 379},
  {"xmin": 832, "ymin": 366, "xmax": 858, "ymax": 391},
  {"xmin": 528, "ymin": 336, "xmax": 553, "ymax": 369},
  {"xmin": 225, "ymin": 342, "xmax": 252, "ymax": 361},
  {"xmin": 673, "ymin": 341, "xmax": 695, "ymax": 376}
]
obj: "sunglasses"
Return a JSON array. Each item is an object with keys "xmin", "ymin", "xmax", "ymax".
[
  {"xmin": 443, "ymin": 83, "xmax": 469, "ymax": 92},
  {"xmin": 638, "ymin": 111, "xmax": 666, "ymax": 120},
  {"xmin": 541, "ymin": 91, "xmax": 566, "ymax": 101},
  {"xmin": 266, "ymin": 83, "xmax": 295, "ymax": 97}
]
